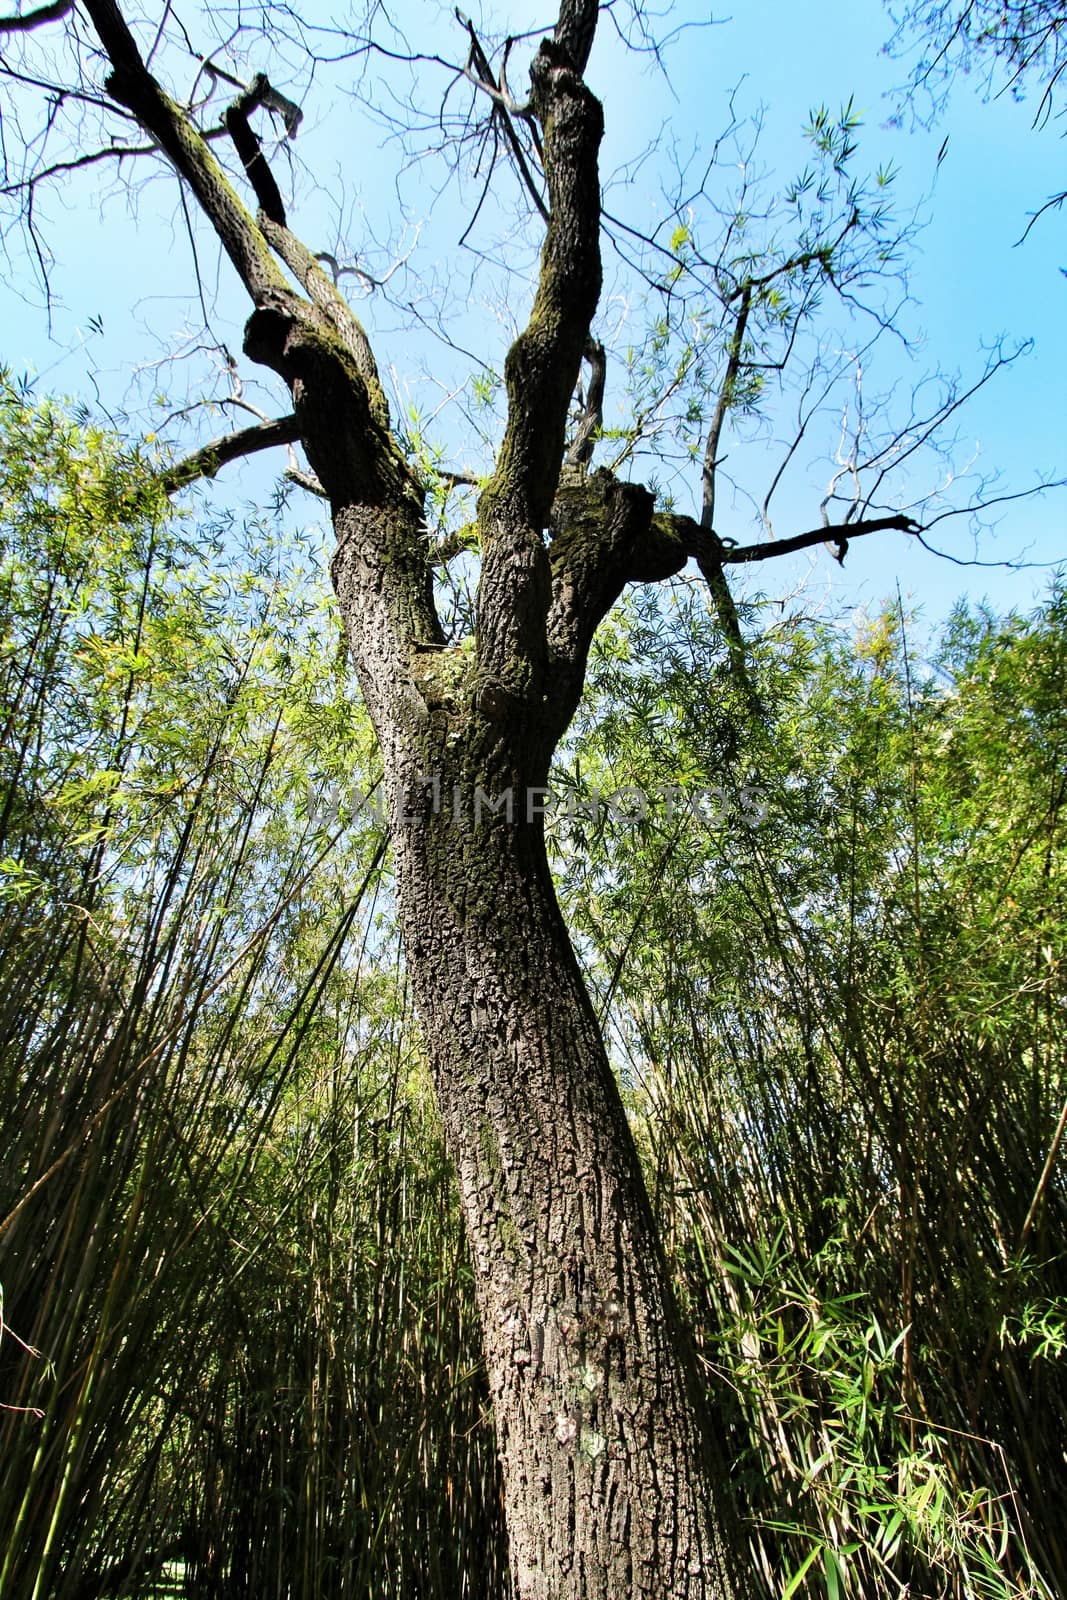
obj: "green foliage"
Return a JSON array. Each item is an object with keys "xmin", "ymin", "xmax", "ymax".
[
  {"xmin": 553, "ymin": 581, "xmax": 1067, "ymax": 1598},
  {"xmin": 603, "ymin": 99, "xmax": 901, "ymax": 493},
  {"xmin": 3, "ymin": 383, "xmax": 1065, "ymax": 1598},
  {"xmin": 886, "ymin": 0, "xmax": 1067, "ymax": 110},
  {"xmin": 0, "ymin": 383, "xmax": 505, "ymax": 1600}
]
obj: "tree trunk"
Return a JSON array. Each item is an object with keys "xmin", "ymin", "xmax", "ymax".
[
  {"xmin": 332, "ymin": 509, "xmax": 739, "ymax": 1599},
  {"xmin": 73, "ymin": 6, "xmax": 746, "ymax": 1587},
  {"xmin": 399, "ymin": 800, "xmax": 737, "ymax": 1598}
]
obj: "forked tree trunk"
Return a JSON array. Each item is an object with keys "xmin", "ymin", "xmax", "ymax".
[
  {"xmin": 332, "ymin": 508, "xmax": 740, "ymax": 1599},
  {"xmin": 72, "ymin": 0, "xmax": 926, "ymax": 1582},
  {"xmin": 78, "ymin": 4, "xmax": 746, "ymax": 1590}
]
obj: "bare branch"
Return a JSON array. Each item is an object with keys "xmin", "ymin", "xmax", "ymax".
[
  {"xmin": 692, "ymin": 546, "xmax": 754, "ymax": 701},
  {"xmin": 249, "ymin": 76, "xmax": 303, "ymax": 140},
  {"xmin": 719, "ymin": 513, "xmax": 922, "ymax": 566},
  {"xmin": 701, "ymin": 283, "xmax": 751, "ymax": 531},
  {"xmin": 0, "ymin": 0, "xmax": 70, "ymax": 32},
  {"xmin": 80, "ymin": 0, "xmax": 289, "ymax": 303},
  {"xmin": 225, "ymin": 74, "xmax": 292, "ymax": 228},
  {"xmin": 73, "ymin": 0, "xmax": 423, "ymax": 519},
  {"xmin": 914, "ymin": 532, "xmax": 1064, "ymax": 568},
  {"xmin": 566, "ymin": 337, "xmax": 605, "ymax": 467},
  {"xmin": 428, "ymin": 522, "xmax": 480, "ymax": 564},
  {"xmin": 917, "ymin": 478, "xmax": 1067, "ymax": 534},
  {"xmin": 695, "ymin": 284, "xmax": 760, "ymax": 699},
  {"xmin": 456, "ymin": 9, "xmax": 549, "ymax": 224},
  {"xmin": 435, "ymin": 466, "xmax": 481, "ymax": 489},
  {"xmin": 285, "ymin": 465, "xmax": 327, "ymax": 497},
  {"xmin": 256, "ymin": 212, "xmax": 389, "ymax": 426},
  {"xmin": 1017, "ymin": 187, "xmax": 1067, "ymax": 243},
  {"xmin": 158, "ymin": 412, "xmax": 302, "ymax": 493},
  {"xmin": 0, "ymin": 126, "xmax": 230, "ymax": 200}
]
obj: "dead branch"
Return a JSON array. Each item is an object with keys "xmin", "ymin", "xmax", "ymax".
[
  {"xmin": 225, "ymin": 74, "xmax": 292, "ymax": 228},
  {"xmin": 456, "ymin": 9, "xmax": 548, "ymax": 224},
  {"xmin": 718, "ymin": 513, "xmax": 922, "ymax": 566},
  {"xmin": 566, "ymin": 337, "xmax": 605, "ymax": 468}
]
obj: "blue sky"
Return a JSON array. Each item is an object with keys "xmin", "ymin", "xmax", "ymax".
[{"xmin": 1, "ymin": 0, "xmax": 1063, "ymax": 637}]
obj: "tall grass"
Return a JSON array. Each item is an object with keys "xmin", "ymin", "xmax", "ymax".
[
  {"xmin": 3, "ymin": 387, "xmax": 1064, "ymax": 1599},
  {"xmin": 558, "ymin": 587, "xmax": 1067, "ymax": 1597},
  {"xmin": 0, "ymin": 386, "xmax": 506, "ymax": 1600}
]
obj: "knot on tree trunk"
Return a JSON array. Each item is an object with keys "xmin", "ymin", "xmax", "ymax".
[
  {"xmin": 244, "ymin": 300, "xmax": 418, "ymax": 509},
  {"xmin": 550, "ymin": 467, "xmax": 684, "ymax": 586}
]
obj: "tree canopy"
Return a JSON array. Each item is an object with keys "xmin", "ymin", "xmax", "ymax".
[{"xmin": 886, "ymin": 0, "xmax": 1067, "ymax": 226}]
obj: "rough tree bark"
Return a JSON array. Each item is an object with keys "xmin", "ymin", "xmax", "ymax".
[
  {"xmin": 330, "ymin": 470, "xmax": 743, "ymax": 1594},
  {"xmin": 318, "ymin": 36, "xmax": 742, "ymax": 1590},
  {"xmin": 62, "ymin": 1, "xmax": 919, "ymax": 1592}
]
